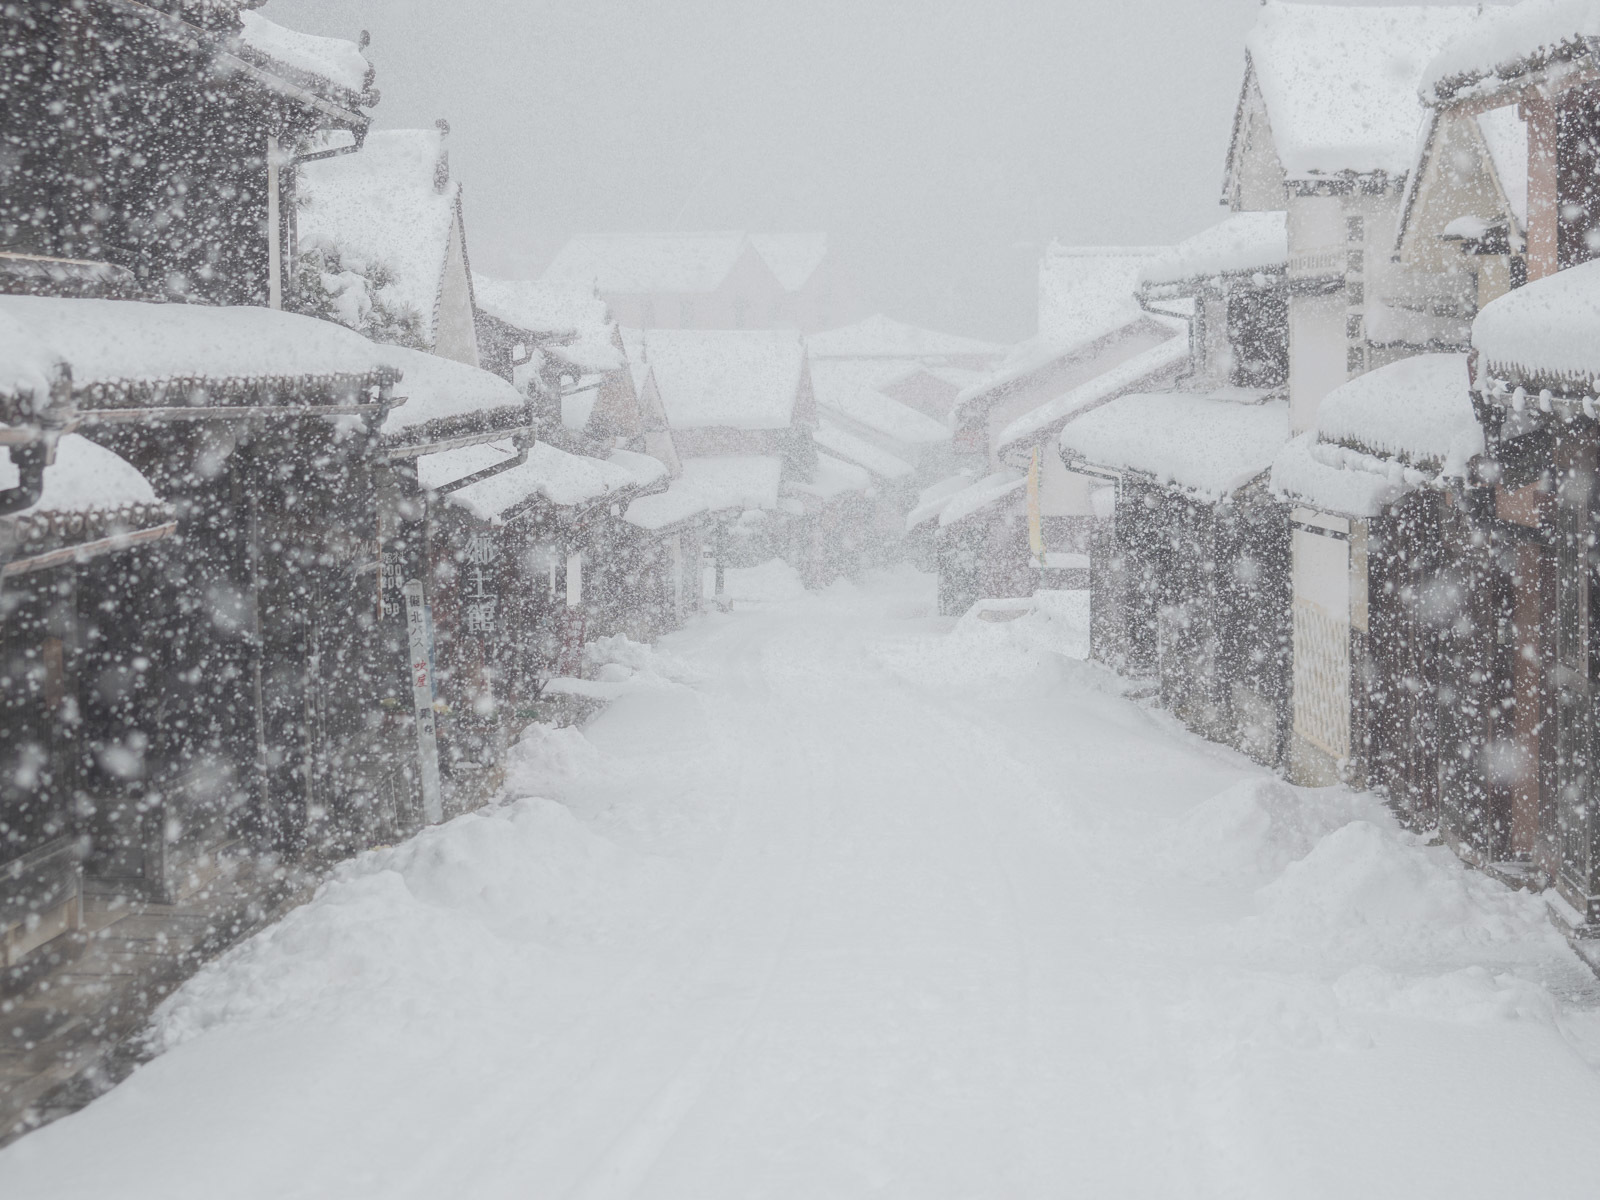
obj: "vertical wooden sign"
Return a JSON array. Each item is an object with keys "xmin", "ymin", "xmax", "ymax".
[{"xmin": 403, "ymin": 579, "xmax": 443, "ymax": 824}]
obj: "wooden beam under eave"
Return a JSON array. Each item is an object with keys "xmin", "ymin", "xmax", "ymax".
[{"xmin": 1524, "ymin": 93, "xmax": 1560, "ymax": 281}]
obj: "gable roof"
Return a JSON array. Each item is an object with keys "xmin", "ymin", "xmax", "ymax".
[
  {"xmin": 1037, "ymin": 245, "xmax": 1161, "ymax": 344},
  {"xmin": 1243, "ymin": 3, "xmax": 1495, "ymax": 182},
  {"xmin": 1425, "ymin": 0, "xmax": 1600, "ymax": 106},
  {"xmin": 543, "ymin": 232, "xmax": 829, "ymax": 296},
  {"xmin": 748, "ymin": 234, "xmax": 829, "ymax": 291},
  {"xmin": 620, "ymin": 328, "xmax": 807, "ymax": 430},
  {"xmin": 807, "ymin": 313, "xmax": 1009, "ymax": 362},
  {"xmin": 471, "ymin": 275, "xmax": 623, "ymax": 373},
  {"xmin": 298, "ymin": 129, "xmax": 461, "ymax": 346},
  {"xmin": 235, "ymin": 11, "xmax": 371, "ymax": 97}
]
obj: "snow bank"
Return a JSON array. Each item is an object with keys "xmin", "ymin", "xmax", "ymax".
[
  {"xmin": 1472, "ymin": 257, "xmax": 1600, "ymax": 385},
  {"xmin": 998, "ymin": 329, "xmax": 1191, "ymax": 451},
  {"xmin": 0, "ymin": 296, "xmax": 383, "ymax": 390},
  {"xmin": 1139, "ymin": 212, "xmax": 1288, "ymax": 289},
  {"xmin": 1425, "ymin": 0, "xmax": 1598, "ymax": 104},
  {"xmin": 1162, "ymin": 778, "xmax": 1369, "ymax": 881},
  {"xmin": 377, "ymin": 345, "xmax": 529, "ymax": 437},
  {"xmin": 1315, "ymin": 353, "xmax": 1481, "ymax": 470},
  {"xmin": 620, "ymin": 329, "xmax": 805, "ymax": 430},
  {"xmin": 0, "ymin": 433, "xmax": 159, "ymax": 514},
  {"xmin": 1248, "ymin": 2, "xmax": 1489, "ymax": 179},
  {"xmin": 869, "ymin": 589, "xmax": 1089, "ymax": 695},
  {"xmin": 236, "ymin": 12, "xmax": 370, "ymax": 96},
  {"xmin": 1059, "ymin": 393, "xmax": 1288, "ymax": 501}
]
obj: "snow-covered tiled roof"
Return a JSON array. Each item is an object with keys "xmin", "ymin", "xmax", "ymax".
[
  {"xmin": 415, "ymin": 439, "xmax": 518, "ymax": 493},
  {"xmin": 793, "ymin": 453, "xmax": 872, "ymax": 501},
  {"xmin": 624, "ymin": 482, "xmax": 710, "ymax": 531},
  {"xmin": 0, "ymin": 296, "xmax": 388, "ymax": 402},
  {"xmin": 905, "ymin": 471, "xmax": 978, "ymax": 529},
  {"xmin": 606, "ymin": 448, "xmax": 670, "ymax": 490},
  {"xmin": 1037, "ymin": 245, "xmax": 1160, "ymax": 345},
  {"xmin": 473, "ymin": 274, "xmax": 623, "ymax": 375},
  {"xmin": 543, "ymin": 233, "xmax": 748, "ymax": 294},
  {"xmin": 814, "ymin": 421, "xmax": 915, "ymax": 481},
  {"xmin": 807, "ymin": 314, "xmax": 1009, "ymax": 361},
  {"xmin": 1247, "ymin": 2, "xmax": 1494, "ymax": 180},
  {"xmin": 677, "ymin": 455, "xmax": 784, "ymax": 511},
  {"xmin": 934, "ymin": 471, "xmax": 1026, "ymax": 530},
  {"xmin": 1315, "ymin": 353, "xmax": 1479, "ymax": 469},
  {"xmin": 1425, "ymin": 0, "xmax": 1598, "ymax": 105},
  {"xmin": 1139, "ymin": 213, "xmax": 1288, "ymax": 289},
  {"xmin": 1, "ymin": 434, "xmax": 159, "ymax": 515},
  {"xmin": 446, "ymin": 442, "xmax": 636, "ymax": 523},
  {"xmin": 1060, "ymin": 393, "xmax": 1288, "ymax": 501},
  {"xmin": 236, "ymin": 12, "xmax": 371, "ymax": 97},
  {"xmin": 997, "ymin": 332, "xmax": 1192, "ymax": 452},
  {"xmin": 620, "ymin": 329, "xmax": 805, "ymax": 430},
  {"xmin": 818, "ymin": 383, "xmax": 951, "ymax": 447},
  {"xmin": 1270, "ymin": 432, "xmax": 1415, "ymax": 518},
  {"xmin": 377, "ymin": 346, "xmax": 529, "ymax": 439},
  {"xmin": 1473, "ymin": 258, "xmax": 1600, "ymax": 387},
  {"xmin": 299, "ymin": 129, "xmax": 459, "ymax": 346},
  {"xmin": 748, "ymin": 234, "xmax": 829, "ymax": 292}
]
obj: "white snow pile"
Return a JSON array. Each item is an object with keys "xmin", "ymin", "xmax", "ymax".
[
  {"xmin": 870, "ymin": 590, "xmax": 1091, "ymax": 696},
  {"xmin": 1139, "ymin": 212, "xmax": 1288, "ymax": 289},
  {"xmin": 155, "ymin": 786, "xmax": 690, "ymax": 1050},
  {"xmin": 1165, "ymin": 775, "xmax": 1589, "ymax": 1033},
  {"xmin": 1314, "ymin": 353, "xmax": 1481, "ymax": 471},
  {"xmin": 1425, "ymin": 0, "xmax": 1598, "ymax": 104},
  {"xmin": 1473, "ymin": 257, "xmax": 1600, "ymax": 386},
  {"xmin": 1247, "ymin": 2, "xmax": 1490, "ymax": 180},
  {"xmin": 378, "ymin": 345, "xmax": 529, "ymax": 437},
  {"xmin": 712, "ymin": 558, "xmax": 809, "ymax": 605},
  {"xmin": 0, "ymin": 295, "xmax": 383, "ymax": 388},
  {"xmin": 620, "ymin": 329, "xmax": 805, "ymax": 430},
  {"xmin": 1060, "ymin": 393, "xmax": 1288, "ymax": 501},
  {"xmin": 236, "ymin": 12, "xmax": 370, "ymax": 96}
]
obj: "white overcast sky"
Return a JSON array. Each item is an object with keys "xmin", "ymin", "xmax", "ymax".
[{"xmin": 261, "ymin": 0, "xmax": 1478, "ymax": 341}]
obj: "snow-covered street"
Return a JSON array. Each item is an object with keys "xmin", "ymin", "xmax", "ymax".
[{"xmin": 5, "ymin": 567, "xmax": 1600, "ymax": 1198}]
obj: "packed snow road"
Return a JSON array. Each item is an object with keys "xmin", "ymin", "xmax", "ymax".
[{"xmin": 6, "ymin": 566, "xmax": 1600, "ymax": 1198}]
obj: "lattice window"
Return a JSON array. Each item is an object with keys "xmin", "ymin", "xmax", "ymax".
[{"xmin": 1293, "ymin": 597, "xmax": 1350, "ymax": 759}]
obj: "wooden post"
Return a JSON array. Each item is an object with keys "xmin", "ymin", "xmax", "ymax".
[
  {"xmin": 403, "ymin": 580, "xmax": 443, "ymax": 824},
  {"xmin": 1523, "ymin": 94, "xmax": 1559, "ymax": 282},
  {"xmin": 266, "ymin": 135, "xmax": 283, "ymax": 309}
]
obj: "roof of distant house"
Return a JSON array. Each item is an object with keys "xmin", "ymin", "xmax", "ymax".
[
  {"xmin": 1425, "ymin": 0, "xmax": 1597, "ymax": 105},
  {"xmin": 807, "ymin": 314, "xmax": 1010, "ymax": 361},
  {"xmin": 299, "ymin": 129, "xmax": 460, "ymax": 346},
  {"xmin": 620, "ymin": 328, "xmax": 806, "ymax": 430},
  {"xmin": 543, "ymin": 232, "xmax": 829, "ymax": 295},
  {"xmin": 1037, "ymin": 244, "xmax": 1160, "ymax": 345},
  {"xmin": 677, "ymin": 455, "xmax": 785, "ymax": 511},
  {"xmin": 472, "ymin": 275, "xmax": 622, "ymax": 374},
  {"xmin": 814, "ymin": 421, "xmax": 915, "ymax": 481},
  {"xmin": 1246, "ymin": 2, "xmax": 1495, "ymax": 180}
]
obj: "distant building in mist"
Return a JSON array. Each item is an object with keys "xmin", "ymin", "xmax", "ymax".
[{"xmin": 541, "ymin": 232, "xmax": 864, "ymax": 333}]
